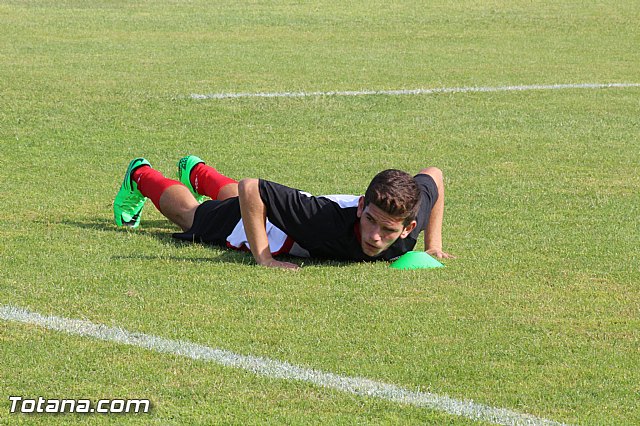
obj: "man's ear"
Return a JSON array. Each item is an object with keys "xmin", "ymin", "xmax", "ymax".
[
  {"xmin": 356, "ymin": 196, "xmax": 365, "ymax": 218},
  {"xmin": 400, "ymin": 220, "xmax": 417, "ymax": 239}
]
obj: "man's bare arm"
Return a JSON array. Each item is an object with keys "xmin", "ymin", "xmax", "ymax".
[
  {"xmin": 237, "ymin": 178, "xmax": 299, "ymax": 270},
  {"xmin": 418, "ymin": 167, "xmax": 456, "ymax": 259}
]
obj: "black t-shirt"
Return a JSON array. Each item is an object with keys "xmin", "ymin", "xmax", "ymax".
[{"xmin": 258, "ymin": 174, "xmax": 438, "ymax": 261}]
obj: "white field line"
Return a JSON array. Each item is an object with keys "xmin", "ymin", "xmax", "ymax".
[
  {"xmin": 1, "ymin": 305, "xmax": 569, "ymax": 426},
  {"xmin": 190, "ymin": 82, "xmax": 640, "ymax": 100}
]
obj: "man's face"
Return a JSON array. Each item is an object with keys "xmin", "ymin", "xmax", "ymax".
[{"xmin": 356, "ymin": 197, "xmax": 416, "ymax": 257}]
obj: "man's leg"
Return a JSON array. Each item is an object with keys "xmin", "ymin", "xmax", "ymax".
[
  {"xmin": 114, "ymin": 158, "xmax": 199, "ymax": 231},
  {"xmin": 156, "ymin": 184, "xmax": 200, "ymax": 231},
  {"xmin": 177, "ymin": 155, "xmax": 239, "ymax": 201},
  {"xmin": 133, "ymin": 165, "xmax": 200, "ymax": 231}
]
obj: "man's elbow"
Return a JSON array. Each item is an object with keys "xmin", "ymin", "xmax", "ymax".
[{"xmin": 418, "ymin": 167, "xmax": 443, "ymax": 181}]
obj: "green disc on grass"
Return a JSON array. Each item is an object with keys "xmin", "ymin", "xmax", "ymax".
[{"xmin": 390, "ymin": 251, "xmax": 444, "ymax": 270}]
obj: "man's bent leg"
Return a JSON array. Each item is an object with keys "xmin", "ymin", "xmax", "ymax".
[
  {"xmin": 191, "ymin": 162, "xmax": 238, "ymax": 200},
  {"xmin": 132, "ymin": 165, "xmax": 198, "ymax": 231},
  {"xmin": 158, "ymin": 185, "xmax": 200, "ymax": 231},
  {"xmin": 216, "ymin": 182, "xmax": 239, "ymax": 201},
  {"xmin": 178, "ymin": 155, "xmax": 238, "ymax": 201}
]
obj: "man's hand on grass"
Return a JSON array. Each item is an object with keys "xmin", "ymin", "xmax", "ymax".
[
  {"xmin": 427, "ymin": 248, "xmax": 456, "ymax": 259},
  {"xmin": 260, "ymin": 258, "xmax": 300, "ymax": 271}
]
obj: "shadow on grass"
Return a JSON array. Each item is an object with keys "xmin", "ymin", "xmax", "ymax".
[
  {"xmin": 111, "ymin": 252, "xmax": 253, "ymax": 265},
  {"xmin": 58, "ymin": 218, "xmax": 178, "ymax": 244},
  {"xmin": 58, "ymin": 218, "xmax": 351, "ymax": 268}
]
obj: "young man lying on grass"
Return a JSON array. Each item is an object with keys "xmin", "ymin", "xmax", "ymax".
[{"xmin": 114, "ymin": 155, "xmax": 454, "ymax": 270}]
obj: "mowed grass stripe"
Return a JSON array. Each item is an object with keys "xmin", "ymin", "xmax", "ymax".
[{"xmin": 1, "ymin": 305, "xmax": 569, "ymax": 426}]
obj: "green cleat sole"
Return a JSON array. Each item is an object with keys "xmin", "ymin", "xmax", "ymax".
[{"xmin": 113, "ymin": 157, "xmax": 150, "ymax": 228}]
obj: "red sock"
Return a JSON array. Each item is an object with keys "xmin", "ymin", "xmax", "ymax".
[
  {"xmin": 190, "ymin": 163, "xmax": 238, "ymax": 200},
  {"xmin": 132, "ymin": 166, "xmax": 181, "ymax": 210}
]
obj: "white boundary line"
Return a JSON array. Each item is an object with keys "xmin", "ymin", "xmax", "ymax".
[
  {"xmin": 191, "ymin": 82, "xmax": 640, "ymax": 100},
  {"xmin": 1, "ymin": 305, "xmax": 568, "ymax": 426}
]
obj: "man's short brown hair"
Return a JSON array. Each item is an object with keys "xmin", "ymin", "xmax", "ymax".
[{"xmin": 364, "ymin": 169, "xmax": 421, "ymax": 226}]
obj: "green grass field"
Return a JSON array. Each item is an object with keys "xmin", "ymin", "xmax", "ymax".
[{"xmin": 1, "ymin": 1, "xmax": 639, "ymax": 424}]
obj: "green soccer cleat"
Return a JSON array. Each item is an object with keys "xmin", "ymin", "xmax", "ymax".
[
  {"xmin": 113, "ymin": 157, "xmax": 151, "ymax": 228},
  {"xmin": 177, "ymin": 155, "xmax": 206, "ymax": 203}
]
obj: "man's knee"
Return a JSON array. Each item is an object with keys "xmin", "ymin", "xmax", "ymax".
[{"xmin": 158, "ymin": 185, "xmax": 200, "ymax": 230}]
